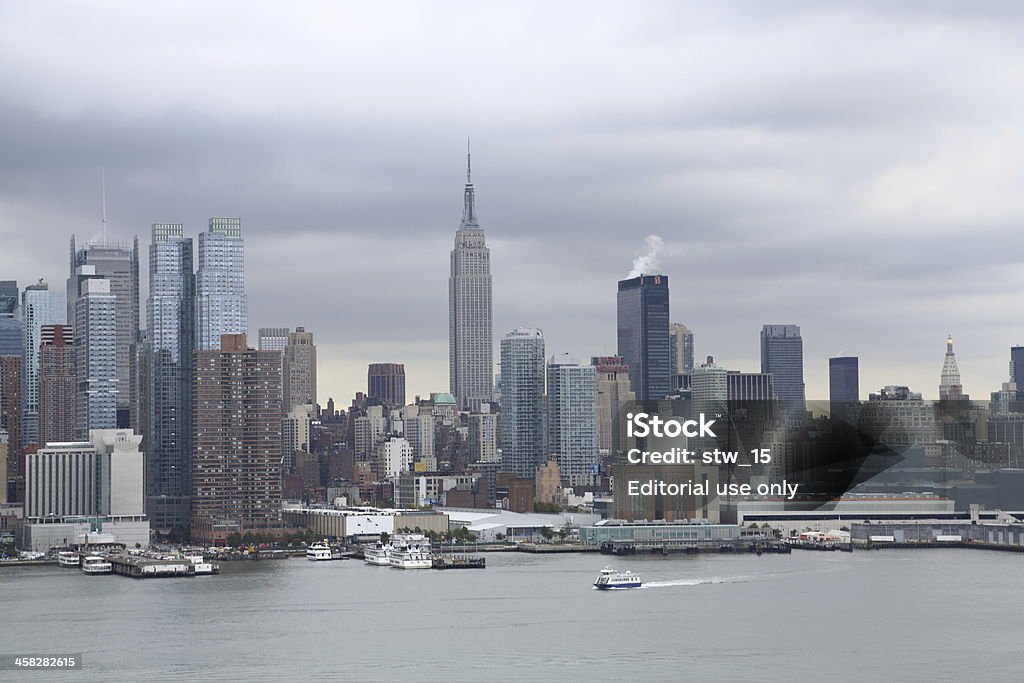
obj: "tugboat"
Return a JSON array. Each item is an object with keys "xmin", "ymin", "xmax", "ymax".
[{"xmin": 593, "ymin": 566, "xmax": 642, "ymax": 590}]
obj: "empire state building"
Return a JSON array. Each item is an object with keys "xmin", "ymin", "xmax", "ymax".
[{"xmin": 449, "ymin": 148, "xmax": 493, "ymax": 411}]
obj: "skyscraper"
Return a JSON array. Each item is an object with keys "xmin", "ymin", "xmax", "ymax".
[
  {"xmin": 939, "ymin": 335, "xmax": 965, "ymax": 400},
  {"xmin": 196, "ymin": 217, "xmax": 246, "ymax": 351},
  {"xmin": 68, "ymin": 236, "xmax": 140, "ymax": 426},
  {"xmin": 0, "ymin": 280, "xmax": 21, "ymax": 357},
  {"xmin": 21, "ymin": 281, "xmax": 65, "ymax": 448},
  {"xmin": 499, "ymin": 328, "xmax": 545, "ymax": 480},
  {"xmin": 760, "ymin": 324, "xmax": 805, "ymax": 412},
  {"xmin": 192, "ymin": 334, "xmax": 282, "ymax": 543},
  {"xmin": 0, "ymin": 281, "xmax": 17, "ymax": 318},
  {"xmin": 449, "ymin": 149, "xmax": 493, "ymax": 412},
  {"xmin": 691, "ymin": 356, "xmax": 729, "ymax": 423},
  {"xmin": 0, "ymin": 355, "xmax": 21, "ymax": 486},
  {"xmin": 368, "ymin": 362, "xmax": 406, "ymax": 408},
  {"xmin": 829, "ymin": 356, "xmax": 859, "ymax": 403},
  {"xmin": 75, "ymin": 277, "xmax": 118, "ymax": 436},
  {"xmin": 547, "ymin": 353, "xmax": 598, "ymax": 486},
  {"xmin": 146, "ymin": 223, "xmax": 195, "ymax": 520},
  {"xmin": 0, "ymin": 280, "xmax": 20, "ymax": 489},
  {"xmin": 670, "ymin": 323, "xmax": 694, "ymax": 376},
  {"xmin": 617, "ymin": 274, "xmax": 671, "ymax": 401},
  {"xmin": 591, "ymin": 355, "xmax": 635, "ymax": 454},
  {"xmin": 1011, "ymin": 347, "xmax": 1024, "ymax": 391},
  {"xmin": 283, "ymin": 327, "xmax": 316, "ymax": 412},
  {"xmin": 38, "ymin": 325, "xmax": 76, "ymax": 445}
]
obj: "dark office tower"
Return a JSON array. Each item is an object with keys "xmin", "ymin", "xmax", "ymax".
[
  {"xmin": 368, "ymin": 363, "xmax": 406, "ymax": 408},
  {"xmin": 192, "ymin": 334, "xmax": 282, "ymax": 544},
  {"xmin": 1010, "ymin": 347, "xmax": 1024, "ymax": 396},
  {"xmin": 68, "ymin": 235, "xmax": 140, "ymax": 427},
  {"xmin": 761, "ymin": 324, "xmax": 805, "ymax": 417},
  {"xmin": 449, "ymin": 148, "xmax": 493, "ymax": 412},
  {"xmin": 499, "ymin": 328, "xmax": 546, "ymax": 480},
  {"xmin": 617, "ymin": 275, "xmax": 671, "ymax": 401},
  {"xmin": 829, "ymin": 356, "xmax": 859, "ymax": 403},
  {"xmin": 146, "ymin": 224, "xmax": 195, "ymax": 523},
  {"xmin": 38, "ymin": 325, "xmax": 76, "ymax": 444}
]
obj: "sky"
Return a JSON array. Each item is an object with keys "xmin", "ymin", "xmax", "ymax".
[{"xmin": 2, "ymin": 1, "xmax": 1024, "ymax": 405}]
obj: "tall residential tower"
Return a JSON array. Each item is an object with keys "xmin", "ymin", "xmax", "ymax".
[
  {"xmin": 146, "ymin": 223, "xmax": 195, "ymax": 525},
  {"xmin": 196, "ymin": 218, "xmax": 246, "ymax": 351}
]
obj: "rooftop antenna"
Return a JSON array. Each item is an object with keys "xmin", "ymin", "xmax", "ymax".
[
  {"xmin": 101, "ymin": 167, "xmax": 108, "ymax": 242},
  {"xmin": 466, "ymin": 137, "xmax": 472, "ymax": 184}
]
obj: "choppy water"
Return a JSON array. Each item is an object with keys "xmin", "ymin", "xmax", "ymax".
[{"xmin": 3, "ymin": 549, "xmax": 1022, "ymax": 681}]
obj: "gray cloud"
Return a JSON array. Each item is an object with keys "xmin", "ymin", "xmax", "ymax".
[{"xmin": 1, "ymin": 1, "xmax": 1023, "ymax": 401}]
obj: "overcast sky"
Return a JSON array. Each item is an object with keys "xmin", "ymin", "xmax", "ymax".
[{"xmin": 2, "ymin": 1, "xmax": 1024, "ymax": 404}]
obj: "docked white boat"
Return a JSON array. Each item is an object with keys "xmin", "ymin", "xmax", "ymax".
[
  {"xmin": 306, "ymin": 542, "xmax": 333, "ymax": 561},
  {"xmin": 185, "ymin": 554, "xmax": 220, "ymax": 575},
  {"xmin": 57, "ymin": 551, "xmax": 80, "ymax": 568},
  {"xmin": 389, "ymin": 545, "xmax": 432, "ymax": 569},
  {"xmin": 364, "ymin": 542, "xmax": 392, "ymax": 566},
  {"xmin": 593, "ymin": 567, "xmax": 642, "ymax": 590},
  {"xmin": 80, "ymin": 556, "xmax": 113, "ymax": 575}
]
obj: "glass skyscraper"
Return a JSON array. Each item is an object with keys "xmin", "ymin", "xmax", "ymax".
[
  {"xmin": 761, "ymin": 324, "xmax": 805, "ymax": 415},
  {"xmin": 146, "ymin": 223, "xmax": 195, "ymax": 512},
  {"xmin": 829, "ymin": 356, "xmax": 859, "ymax": 403},
  {"xmin": 21, "ymin": 281, "xmax": 65, "ymax": 447},
  {"xmin": 196, "ymin": 217, "xmax": 246, "ymax": 351},
  {"xmin": 68, "ymin": 236, "xmax": 140, "ymax": 425},
  {"xmin": 499, "ymin": 328, "xmax": 545, "ymax": 480},
  {"xmin": 616, "ymin": 274, "xmax": 671, "ymax": 402},
  {"xmin": 75, "ymin": 277, "xmax": 118, "ymax": 436}
]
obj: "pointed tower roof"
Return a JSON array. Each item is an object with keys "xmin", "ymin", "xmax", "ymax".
[
  {"xmin": 940, "ymin": 335, "xmax": 962, "ymax": 398},
  {"xmin": 460, "ymin": 138, "xmax": 479, "ymax": 229}
]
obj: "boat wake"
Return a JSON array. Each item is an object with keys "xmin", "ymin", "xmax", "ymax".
[{"xmin": 642, "ymin": 575, "xmax": 752, "ymax": 588}]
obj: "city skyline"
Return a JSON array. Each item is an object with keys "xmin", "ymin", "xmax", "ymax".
[{"xmin": 3, "ymin": 3, "xmax": 1024, "ymax": 403}]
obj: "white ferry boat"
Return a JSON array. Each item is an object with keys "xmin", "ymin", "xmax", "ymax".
[
  {"xmin": 57, "ymin": 551, "xmax": 80, "ymax": 568},
  {"xmin": 593, "ymin": 567, "xmax": 642, "ymax": 590},
  {"xmin": 389, "ymin": 545, "xmax": 432, "ymax": 569},
  {"xmin": 306, "ymin": 541, "xmax": 333, "ymax": 561},
  {"xmin": 364, "ymin": 542, "xmax": 392, "ymax": 566},
  {"xmin": 80, "ymin": 556, "xmax": 113, "ymax": 575}
]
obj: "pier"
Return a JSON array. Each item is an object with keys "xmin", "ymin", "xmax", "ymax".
[{"xmin": 108, "ymin": 555, "xmax": 195, "ymax": 578}]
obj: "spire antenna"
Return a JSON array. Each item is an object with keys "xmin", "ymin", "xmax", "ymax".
[
  {"xmin": 460, "ymin": 140, "xmax": 478, "ymax": 228},
  {"xmin": 101, "ymin": 167, "xmax": 108, "ymax": 242}
]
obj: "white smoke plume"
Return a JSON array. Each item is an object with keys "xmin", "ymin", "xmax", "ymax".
[{"xmin": 627, "ymin": 234, "xmax": 665, "ymax": 278}]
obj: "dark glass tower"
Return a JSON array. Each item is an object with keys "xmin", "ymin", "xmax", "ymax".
[
  {"xmin": 146, "ymin": 224, "xmax": 195, "ymax": 531},
  {"xmin": 829, "ymin": 356, "xmax": 859, "ymax": 403},
  {"xmin": 761, "ymin": 324, "xmax": 805, "ymax": 417},
  {"xmin": 616, "ymin": 275, "xmax": 671, "ymax": 402},
  {"xmin": 1011, "ymin": 347, "xmax": 1024, "ymax": 394}
]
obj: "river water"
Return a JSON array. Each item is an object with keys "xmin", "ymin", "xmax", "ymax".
[{"xmin": 3, "ymin": 549, "xmax": 1021, "ymax": 681}]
